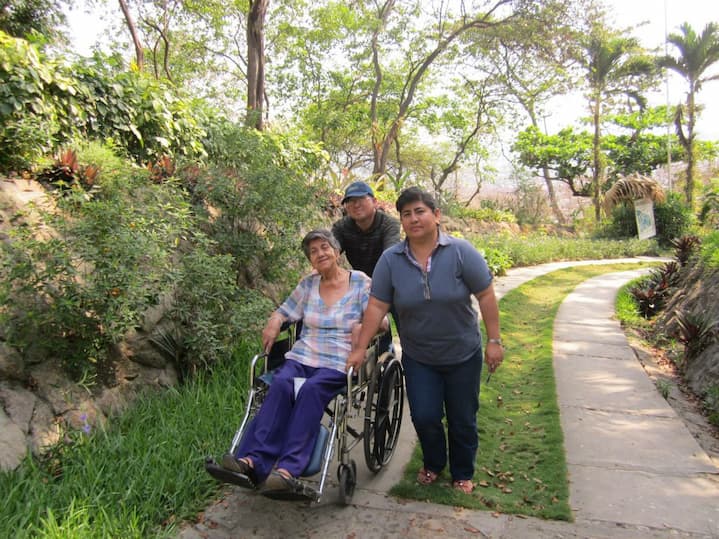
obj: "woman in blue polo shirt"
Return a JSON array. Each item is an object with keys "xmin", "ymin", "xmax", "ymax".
[{"xmin": 346, "ymin": 187, "xmax": 504, "ymax": 494}]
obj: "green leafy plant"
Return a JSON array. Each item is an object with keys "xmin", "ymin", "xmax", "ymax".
[
  {"xmin": 654, "ymin": 193, "xmax": 694, "ymax": 246},
  {"xmin": 700, "ymin": 231, "xmax": 719, "ymax": 268},
  {"xmin": 674, "ymin": 310, "xmax": 718, "ymax": 361},
  {"xmin": 704, "ymin": 385, "xmax": 719, "ymax": 427},
  {"xmin": 629, "ymin": 280, "xmax": 666, "ymax": 318},
  {"xmin": 656, "ymin": 379, "xmax": 672, "ymax": 399},
  {"xmin": 671, "ymin": 234, "xmax": 701, "ymax": 266},
  {"xmin": 479, "ymin": 247, "xmax": 513, "ymax": 277},
  {"xmin": 699, "ymin": 179, "xmax": 719, "ymax": 229},
  {"xmin": 0, "ymin": 146, "xmax": 195, "ymax": 380}
]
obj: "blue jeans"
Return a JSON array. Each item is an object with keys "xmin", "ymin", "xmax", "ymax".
[{"xmin": 402, "ymin": 348, "xmax": 482, "ymax": 481}]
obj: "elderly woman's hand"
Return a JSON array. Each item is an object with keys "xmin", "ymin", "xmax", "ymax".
[{"xmin": 262, "ymin": 313, "xmax": 284, "ymax": 353}]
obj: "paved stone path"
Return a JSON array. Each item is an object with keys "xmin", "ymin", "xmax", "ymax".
[{"xmin": 179, "ymin": 258, "xmax": 719, "ymax": 539}]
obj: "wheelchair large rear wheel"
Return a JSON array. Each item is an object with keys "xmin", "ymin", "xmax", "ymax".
[{"xmin": 363, "ymin": 354, "xmax": 404, "ymax": 473}]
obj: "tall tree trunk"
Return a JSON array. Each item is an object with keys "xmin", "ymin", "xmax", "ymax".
[
  {"xmin": 247, "ymin": 0, "xmax": 269, "ymax": 130},
  {"xmin": 592, "ymin": 92, "xmax": 603, "ymax": 222},
  {"xmin": 527, "ymin": 111, "xmax": 565, "ymax": 224},
  {"xmin": 685, "ymin": 87, "xmax": 696, "ymax": 207},
  {"xmin": 369, "ymin": 0, "xmax": 396, "ymax": 177},
  {"xmin": 542, "ymin": 165, "xmax": 565, "ymax": 224},
  {"xmin": 118, "ymin": 0, "xmax": 144, "ymax": 70}
]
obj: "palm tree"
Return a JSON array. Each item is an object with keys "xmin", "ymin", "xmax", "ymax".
[
  {"xmin": 577, "ymin": 23, "xmax": 656, "ymax": 221},
  {"xmin": 660, "ymin": 22, "xmax": 719, "ymax": 207}
]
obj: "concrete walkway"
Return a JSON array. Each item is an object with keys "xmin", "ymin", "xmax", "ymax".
[{"xmin": 179, "ymin": 258, "xmax": 719, "ymax": 539}]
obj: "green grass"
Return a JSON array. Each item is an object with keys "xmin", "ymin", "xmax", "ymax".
[
  {"xmin": 390, "ymin": 263, "xmax": 651, "ymax": 521},
  {"xmin": 472, "ymin": 232, "xmax": 663, "ymax": 268},
  {"xmin": 0, "ymin": 341, "xmax": 258, "ymax": 538},
  {"xmin": 615, "ymin": 279, "xmax": 653, "ymax": 330}
]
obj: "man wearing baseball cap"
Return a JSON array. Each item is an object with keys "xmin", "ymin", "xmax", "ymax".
[{"xmin": 332, "ymin": 181, "xmax": 401, "ymax": 279}]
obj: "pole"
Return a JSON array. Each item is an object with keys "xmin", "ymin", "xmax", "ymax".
[{"xmin": 664, "ymin": 0, "xmax": 673, "ymax": 192}]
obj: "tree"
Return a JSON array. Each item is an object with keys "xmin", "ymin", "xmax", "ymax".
[
  {"xmin": 574, "ymin": 19, "xmax": 656, "ymax": 221},
  {"xmin": 0, "ymin": 0, "xmax": 67, "ymax": 41},
  {"xmin": 513, "ymin": 126, "xmax": 593, "ymax": 197},
  {"xmin": 603, "ymin": 106, "xmax": 683, "ymax": 180},
  {"xmin": 660, "ymin": 22, "xmax": 719, "ymax": 207},
  {"xmin": 367, "ymin": 0, "xmax": 520, "ymax": 178},
  {"xmin": 489, "ymin": 32, "xmax": 574, "ymax": 223},
  {"xmin": 246, "ymin": 0, "xmax": 268, "ymax": 129},
  {"xmin": 117, "ymin": 0, "xmax": 144, "ymax": 70}
]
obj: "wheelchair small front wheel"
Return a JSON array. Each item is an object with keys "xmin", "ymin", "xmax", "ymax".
[{"xmin": 337, "ymin": 461, "xmax": 357, "ymax": 505}]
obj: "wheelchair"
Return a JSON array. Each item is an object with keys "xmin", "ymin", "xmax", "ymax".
[{"xmin": 205, "ymin": 321, "xmax": 405, "ymax": 504}]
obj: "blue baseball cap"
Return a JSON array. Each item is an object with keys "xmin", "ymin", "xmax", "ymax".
[{"xmin": 341, "ymin": 181, "xmax": 374, "ymax": 204}]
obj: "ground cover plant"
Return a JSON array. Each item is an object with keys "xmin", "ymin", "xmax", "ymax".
[
  {"xmin": 390, "ymin": 263, "xmax": 651, "ymax": 520},
  {"xmin": 473, "ymin": 232, "xmax": 661, "ymax": 271},
  {"xmin": 0, "ymin": 341, "xmax": 257, "ymax": 538}
]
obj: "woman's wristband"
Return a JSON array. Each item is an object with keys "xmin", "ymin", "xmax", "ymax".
[{"xmin": 488, "ymin": 338, "xmax": 503, "ymax": 346}]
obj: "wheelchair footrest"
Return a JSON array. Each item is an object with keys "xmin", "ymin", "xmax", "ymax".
[{"xmin": 205, "ymin": 457, "xmax": 257, "ymax": 490}]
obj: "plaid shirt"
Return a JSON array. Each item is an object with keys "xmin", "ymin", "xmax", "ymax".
[{"xmin": 277, "ymin": 271, "xmax": 371, "ymax": 372}]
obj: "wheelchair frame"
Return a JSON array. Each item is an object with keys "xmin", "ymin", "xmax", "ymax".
[{"xmin": 205, "ymin": 322, "xmax": 405, "ymax": 504}]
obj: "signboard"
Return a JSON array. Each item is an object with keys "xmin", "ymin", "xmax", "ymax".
[{"xmin": 634, "ymin": 197, "xmax": 656, "ymax": 240}]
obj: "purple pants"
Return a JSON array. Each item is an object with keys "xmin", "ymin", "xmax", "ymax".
[{"xmin": 236, "ymin": 359, "xmax": 346, "ymax": 481}]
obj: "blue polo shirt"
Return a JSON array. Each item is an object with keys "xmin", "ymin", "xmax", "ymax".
[{"xmin": 370, "ymin": 232, "xmax": 493, "ymax": 366}]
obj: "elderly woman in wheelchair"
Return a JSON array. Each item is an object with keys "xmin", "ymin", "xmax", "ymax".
[{"xmin": 206, "ymin": 229, "xmax": 403, "ymax": 502}]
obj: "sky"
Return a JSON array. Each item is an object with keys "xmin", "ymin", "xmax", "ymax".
[{"xmin": 67, "ymin": 0, "xmax": 719, "ymax": 141}]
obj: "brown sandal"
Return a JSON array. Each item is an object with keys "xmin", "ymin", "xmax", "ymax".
[
  {"xmin": 453, "ymin": 479, "xmax": 474, "ymax": 493},
  {"xmin": 417, "ymin": 467, "xmax": 439, "ymax": 485}
]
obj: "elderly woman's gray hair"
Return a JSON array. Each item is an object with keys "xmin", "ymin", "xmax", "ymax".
[{"xmin": 301, "ymin": 229, "xmax": 341, "ymax": 259}]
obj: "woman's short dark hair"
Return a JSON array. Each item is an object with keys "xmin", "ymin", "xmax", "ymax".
[
  {"xmin": 396, "ymin": 186, "xmax": 438, "ymax": 213},
  {"xmin": 301, "ymin": 229, "xmax": 340, "ymax": 259}
]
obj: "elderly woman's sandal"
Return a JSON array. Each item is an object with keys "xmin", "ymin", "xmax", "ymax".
[
  {"xmin": 416, "ymin": 467, "xmax": 439, "ymax": 485},
  {"xmin": 453, "ymin": 479, "xmax": 474, "ymax": 493}
]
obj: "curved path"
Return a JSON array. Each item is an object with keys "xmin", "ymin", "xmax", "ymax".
[{"xmin": 179, "ymin": 258, "xmax": 719, "ymax": 539}]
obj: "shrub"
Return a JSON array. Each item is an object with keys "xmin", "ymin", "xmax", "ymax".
[
  {"xmin": 511, "ymin": 175, "xmax": 551, "ymax": 225},
  {"xmin": 599, "ymin": 203, "xmax": 636, "ymax": 239},
  {"xmin": 598, "ymin": 193, "xmax": 693, "ymax": 246},
  {"xmin": 478, "ymin": 247, "xmax": 513, "ymax": 277},
  {"xmin": 0, "ymin": 33, "xmax": 208, "ymax": 173},
  {"xmin": 195, "ymin": 123, "xmax": 327, "ymax": 286},
  {"xmin": 700, "ymin": 231, "xmax": 719, "ymax": 268},
  {"xmin": 0, "ymin": 145, "xmax": 195, "ymax": 380},
  {"xmin": 167, "ymin": 238, "xmax": 273, "ymax": 378},
  {"xmin": 699, "ymin": 179, "xmax": 719, "ymax": 230},
  {"xmin": 704, "ymin": 385, "xmax": 719, "ymax": 427},
  {"xmin": 654, "ymin": 192, "xmax": 694, "ymax": 246}
]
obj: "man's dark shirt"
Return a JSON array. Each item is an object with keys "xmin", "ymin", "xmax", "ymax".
[{"xmin": 332, "ymin": 210, "xmax": 401, "ymax": 277}]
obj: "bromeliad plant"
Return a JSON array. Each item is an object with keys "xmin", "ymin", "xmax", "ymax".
[
  {"xmin": 36, "ymin": 149, "xmax": 101, "ymax": 192},
  {"xmin": 674, "ymin": 310, "xmax": 719, "ymax": 361},
  {"xmin": 629, "ymin": 261, "xmax": 680, "ymax": 318},
  {"xmin": 671, "ymin": 235, "xmax": 701, "ymax": 266}
]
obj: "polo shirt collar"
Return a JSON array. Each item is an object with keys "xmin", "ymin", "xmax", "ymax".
[{"xmin": 397, "ymin": 227, "xmax": 449, "ymax": 255}]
